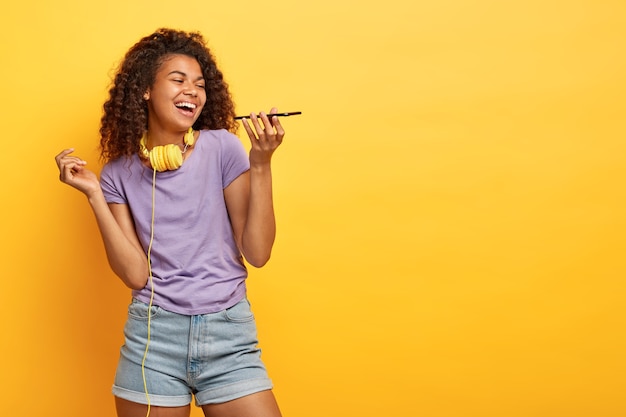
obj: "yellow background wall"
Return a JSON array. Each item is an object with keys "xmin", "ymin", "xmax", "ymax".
[{"xmin": 1, "ymin": 1, "xmax": 624, "ymax": 416}]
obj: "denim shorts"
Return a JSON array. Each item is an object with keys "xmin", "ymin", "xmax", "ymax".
[{"xmin": 112, "ymin": 298, "xmax": 273, "ymax": 407}]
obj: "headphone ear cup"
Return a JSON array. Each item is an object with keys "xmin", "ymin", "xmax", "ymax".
[
  {"xmin": 184, "ymin": 128, "xmax": 195, "ymax": 147},
  {"xmin": 139, "ymin": 128, "xmax": 193, "ymax": 171},
  {"xmin": 165, "ymin": 144, "xmax": 183, "ymax": 170},
  {"xmin": 146, "ymin": 144, "xmax": 183, "ymax": 171},
  {"xmin": 148, "ymin": 146, "xmax": 160, "ymax": 171}
]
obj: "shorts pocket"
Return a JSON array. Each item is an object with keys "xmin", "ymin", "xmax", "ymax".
[
  {"xmin": 128, "ymin": 298, "xmax": 162, "ymax": 321},
  {"xmin": 222, "ymin": 299, "xmax": 254, "ymax": 323}
]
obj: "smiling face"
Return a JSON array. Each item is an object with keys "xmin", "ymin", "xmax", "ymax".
[{"xmin": 145, "ymin": 54, "xmax": 207, "ymax": 136}]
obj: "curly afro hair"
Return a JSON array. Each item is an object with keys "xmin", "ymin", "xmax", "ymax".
[{"xmin": 99, "ymin": 28, "xmax": 237, "ymax": 162}]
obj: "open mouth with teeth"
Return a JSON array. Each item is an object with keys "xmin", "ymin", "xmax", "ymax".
[{"xmin": 175, "ymin": 101, "xmax": 197, "ymax": 116}]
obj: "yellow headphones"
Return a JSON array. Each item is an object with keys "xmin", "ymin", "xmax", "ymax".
[{"xmin": 139, "ymin": 128, "xmax": 196, "ymax": 172}]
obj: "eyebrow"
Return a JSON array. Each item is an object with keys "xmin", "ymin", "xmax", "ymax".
[{"xmin": 167, "ymin": 70, "xmax": 204, "ymax": 81}]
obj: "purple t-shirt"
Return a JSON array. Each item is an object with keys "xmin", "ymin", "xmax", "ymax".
[{"xmin": 100, "ymin": 129, "xmax": 250, "ymax": 315}]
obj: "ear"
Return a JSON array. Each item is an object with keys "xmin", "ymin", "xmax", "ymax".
[{"xmin": 143, "ymin": 91, "xmax": 150, "ymax": 100}]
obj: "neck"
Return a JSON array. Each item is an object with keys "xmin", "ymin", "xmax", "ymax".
[{"xmin": 144, "ymin": 130, "xmax": 188, "ymax": 149}]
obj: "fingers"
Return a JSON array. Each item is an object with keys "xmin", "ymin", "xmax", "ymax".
[
  {"xmin": 240, "ymin": 108, "xmax": 285, "ymax": 145},
  {"xmin": 266, "ymin": 107, "xmax": 285, "ymax": 138},
  {"xmin": 270, "ymin": 110, "xmax": 285, "ymax": 138},
  {"xmin": 240, "ymin": 117, "xmax": 256, "ymax": 140},
  {"xmin": 55, "ymin": 148, "xmax": 87, "ymax": 181},
  {"xmin": 239, "ymin": 108, "xmax": 285, "ymax": 166},
  {"xmin": 55, "ymin": 148, "xmax": 86, "ymax": 166},
  {"xmin": 55, "ymin": 148, "xmax": 74, "ymax": 167},
  {"xmin": 60, "ymin": 160, "xmax": 83, "ymax": 182}
]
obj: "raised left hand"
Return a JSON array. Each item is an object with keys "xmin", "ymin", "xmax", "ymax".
[{"xmin": 240, "ymin": 107, "xmax": 285, "ymax": 165}]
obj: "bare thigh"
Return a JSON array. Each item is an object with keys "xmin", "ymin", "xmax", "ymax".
[
  {"xmin": 201, "ymin": 390, "xmax": 281, "ymax": 417},
  {"xmin": 115, "ymin": 397, "xmax": 191, "ymax": 417}
]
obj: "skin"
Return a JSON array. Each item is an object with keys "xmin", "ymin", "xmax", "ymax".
[{"xmin": 55, "ymin": 54, "xmax": 284, "ymax": 417}]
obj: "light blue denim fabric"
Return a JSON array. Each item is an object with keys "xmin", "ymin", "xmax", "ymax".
[{"xmin": 112, "ymin": 298, "xmax": 272, "ymax": 407}]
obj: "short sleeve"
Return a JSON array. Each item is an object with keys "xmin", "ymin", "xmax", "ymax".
[
  {"xmin": 100, "ymin": 162, "xmax": 127, "ymax": 204},
  {"xmin": 220, "ymin": 131, "xmax": 250, "ymax": 188}
]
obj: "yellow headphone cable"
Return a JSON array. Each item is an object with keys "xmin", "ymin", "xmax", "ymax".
[{"xmin": 141, "ymin": 167, "xmax": 157, "ymax": 416}]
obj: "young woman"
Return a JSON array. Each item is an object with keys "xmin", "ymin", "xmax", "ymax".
[{"xmin": 55, "ymin": 28, "xmax": 284, "ymax": 417}]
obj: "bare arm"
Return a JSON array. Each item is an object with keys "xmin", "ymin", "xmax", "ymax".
[
  {"xmin": 55, "ymin": 149, "xmax": 149, "ymax": 289},
  {"xmin": 94, "ymin": 198, "xmax": 149, "ymax": 289},
  {"xmin": 225, "ymin": 109, "xmax": 284, "ymax": 267}
]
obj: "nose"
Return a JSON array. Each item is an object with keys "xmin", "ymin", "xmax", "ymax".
[{"xmin": 184, "ymin": 81, "xmax": 199, "ymax": 97}]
